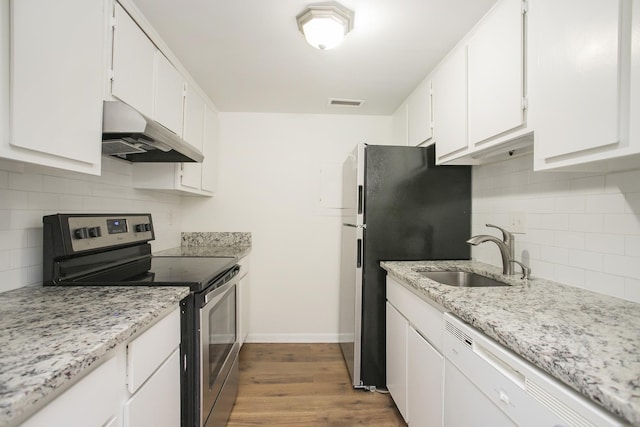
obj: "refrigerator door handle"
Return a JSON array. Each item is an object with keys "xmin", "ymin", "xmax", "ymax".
[
  {"xmin": 357, "ymin": 185, "xmax": 363, "ymax": 215},
  {"xmin": 356, "ymin": 238, "xmax": 362, "ymax": 268}
]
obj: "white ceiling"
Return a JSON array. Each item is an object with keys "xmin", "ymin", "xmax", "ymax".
[{"xmin": 131, "ymin": 0, "xmax": 497, "ymax": 116}]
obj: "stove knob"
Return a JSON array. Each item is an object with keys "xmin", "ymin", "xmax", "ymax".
[
  {"xmin": 135, "ymin": 224, "xmax": 147, "ymax": 233},
  {"xmin": 88, "ymin": 226, "xmax": 102, "ymax": 238},
  {"xmin": 74, "ymin": 227, "xmax": 89, "ymax": 239},
  {"xmin": 144, "ymin": 223, "xmax": 152, "ymax": 232}
]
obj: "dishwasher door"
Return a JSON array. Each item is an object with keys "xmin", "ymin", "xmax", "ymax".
[{"xmin": 442, "ymin": 313, "xmax": 625, "ymax": 427}]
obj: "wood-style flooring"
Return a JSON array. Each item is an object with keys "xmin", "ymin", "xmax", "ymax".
[{"xmin": 227, "ymin": 343, "xmax": 407, "ymax": 426}]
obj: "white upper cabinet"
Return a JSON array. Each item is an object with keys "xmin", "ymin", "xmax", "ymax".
[
  {"xmin": 111, "ymin": 2, "xmax": 155, "ymax": 118},
  {"xmin": 531, "ymin": 0, "xmax": 640, "ymax": 171},
  {"xmin": 183, "ymin": 84, "xmax": 206, "ymax": 150},
  {"xmin": 1, "ymin": 0, "xmax": 8, "ymax": 151},
  {"xmin": 531, "ymin": 0, "xmax": 622, "ymax": 169},
  {"xmin": 2, "ymin": 0, "xmax": 105, "ymax": 175},
  {"xmin": 433, "ymin": 44, "xmax": 468, "ymax": 161},
  {"xmin": 407, "ymin": 78, "xmax": 432, "ymax": 146},
  {"xmin": 468, "ymin": 0, "xmax": 524, "ymax": 146},
  {"xmin": 628, "ymin": 1, "xmax": 639, "ymax": 150},
  {"xmin": 154, "ymin": 52, "xmax": 185, "ymax": 136}
]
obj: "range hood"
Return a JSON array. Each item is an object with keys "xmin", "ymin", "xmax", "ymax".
[{"xmin": 102, "ymin": 101, "xmax": 204, "ymax": 163}]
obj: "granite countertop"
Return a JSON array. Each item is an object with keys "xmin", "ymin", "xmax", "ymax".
[
  {"xmin": 0, "ymin": 285, "xmax": 190, "ymax": 427},
  {"xmin": 154, "ymin": 231, "xmax": 252, "ymax": 259},
  {"xmin": 381, "ymin": 260, "xmax": 640, "ymax": 426}
]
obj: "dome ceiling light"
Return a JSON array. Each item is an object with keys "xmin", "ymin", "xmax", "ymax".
[{"xmin": 296, "ymin": 2, "xmax": 354, "ymax": 50}]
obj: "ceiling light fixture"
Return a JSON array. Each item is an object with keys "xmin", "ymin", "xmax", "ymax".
[{"xmin": 296, "ymin": 2, "xmax": 354, "ymax": 50}]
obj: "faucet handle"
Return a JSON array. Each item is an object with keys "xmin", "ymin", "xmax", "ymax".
[
  {"xmin": 486, "ymin": 224, "xmax": 514, "ymax": 243},
  {"xmin": 509, "ymin": 260, "xmax": 531, "ymax": 279}
]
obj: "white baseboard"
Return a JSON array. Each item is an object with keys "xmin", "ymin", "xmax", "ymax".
[{"xmin": 245, "ymin": 333, "xmax": 340, "ymax": 343}]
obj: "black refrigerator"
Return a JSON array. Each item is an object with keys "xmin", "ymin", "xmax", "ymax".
[{"xmin": 338, "ymin": 143, "xmax": 471, "ymax": 389}]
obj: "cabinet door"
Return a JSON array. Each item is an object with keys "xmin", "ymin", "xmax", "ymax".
[
  {"xmin": 531, "ymin": 0, "xmax": 620, "ymax": 160},
  {"xmin": 112, "ymin": 3, "xmax": 155, "ymax": 118},
  {"xmin": 432, "ymin": 44, "xmax": 468, "ymax": 161},
  {"xmin": 124, "ymin": 349, "xmax": 180, "ymax": 427},
  {"xmin": 183, "ymin": 84, "xmax": 206, "ymax": 150},
  {"xmin": 154, "ymin": 52, "xmax": 184, "ymax": 135},
  {"xmin": 407, "ymin": 79, "xmax": 432, "ymax": 146},
  {"xmin": 386, "ymin": 302, "xmax": 408, "ymax": 422},
  {"xmin": 201, "ymin": 106, "xmax": 219, "ymax": 193},
  {"xmin": 7, "ymin": 0, "xmax": 104, "ymax": 173},
  {"xmin": 407, "ymin": 327, "xmax": 443, "ymax": 427},
  {"xmin": 1, "ymin": 0, "xmax": 8, "ymax": 149},
  {"xmin": 631, "ymin": 1, "xmax": 640, "ymax": 146},
  {"xmin": 468, "ymin": 0, "xmax": 524, "ymax": 146}
]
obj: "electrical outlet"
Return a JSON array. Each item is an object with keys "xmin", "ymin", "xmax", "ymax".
[{"xmin": 508, "ymin": 211, "xmax": 526, "ymax": 234}]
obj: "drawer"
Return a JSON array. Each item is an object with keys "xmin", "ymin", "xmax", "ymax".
[
  {"xmin": 127, "ymin": 308, "xmax": 180, "ymax": 393},
  {"xmin": 387, "ymin": 276, "xmax": 444, "ymax": 351},
  {"xmin": 21, "ymin": 356, "xmax": 119, "ymax": 427}
]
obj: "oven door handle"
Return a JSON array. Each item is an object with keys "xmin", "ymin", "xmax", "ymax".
[{"xmin": 204, "ymin": 266, "xmax": 240, "ymax": 305}]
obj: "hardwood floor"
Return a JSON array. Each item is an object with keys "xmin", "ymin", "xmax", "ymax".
[{"xmin": 227, "ymin": 343, "xmax": 407, "ymax": 426}]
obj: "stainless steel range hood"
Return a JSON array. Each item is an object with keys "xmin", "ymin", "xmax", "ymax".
[{"xmin": 102, "ymin": 101, "xmax": 204, "ymax": 163}]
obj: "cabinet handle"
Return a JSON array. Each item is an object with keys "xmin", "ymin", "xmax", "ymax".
[{"xmin": 357, "ymin": 238, "xmax": 362, "ymax": 268}]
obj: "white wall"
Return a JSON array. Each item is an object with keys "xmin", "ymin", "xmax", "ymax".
[
  {"xmin": 180, "ymin": 112, "xmax": 394, "ymax": 342},
  {"xmin": 472, "ymin": 154, "xmax": 640, "ymax": 302},
  {"xmin": 0, "ymin": 157, "xmax": 183, "ymax": 292}
]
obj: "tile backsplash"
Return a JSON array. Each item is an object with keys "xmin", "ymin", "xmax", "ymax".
[
  {"xmin": 472, "ymin": 154, "xmax": 640, "ymax": 302},
  {"xmin": 0, "ymin": 157, "xmax": 182, "ymax": 292}
]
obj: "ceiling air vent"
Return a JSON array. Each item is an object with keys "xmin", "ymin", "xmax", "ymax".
[{"xmin": 328, "ymin": 98, "xmax": 364, "ymax": 107}]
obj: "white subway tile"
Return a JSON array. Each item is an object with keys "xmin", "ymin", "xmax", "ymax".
[
  {"xmin": 0, "ymin": 230, "xmax": 28, "ymax": 250},
  {"xmin": 584, "ymin": 234, "xmax": 625, "ymax": 255},
  {"xmin": 27, "ymin": 264, "xmax": 43, "ymax": 285},
  {"xmin": 58, "ymin": 195, "xmax": 84, "ymax": 211},
  {"xmin": 624, "ymin": 278, "xmax": 640, "ymax": 303},
  {"xmin": 27, "ymin": 228, "xmax": 43, "ymax": 248},
  {"xmin": 529, "ymin": 259, "xmax": 554, "ymax": 280},
  {"xmin": 554, "ymin": 265, "xmax": 585, "ymax": 287},
  {"xmin": 584, "ymin": 271, "xmax": 625, "ymax": 298},
  {"xmin": 11, "ymin": 246, "xmax": 41, "ymax": 268},
  {"xmin": 540, "ymin": 213, "xmax": 569, "ymax": 230},
  {"xmin": 0, "ymin": 189, "xmax": 28, "ymax": 210},
  {"xmin": 0, "ymin": 250, "xmax": 10, "ymax": 270},
  {"xmin": 540, "ymin": 245, "xmax": 569, "ymax": 264},
  {"xmin": 605, "ymin": 169, "xmax": 640, "ymax": 193},
  {"xmin": 625, "ymin": 192, "xmax": 640, "ymax": 213},
  {"xmin": 569, "ymin": 175, "xmax": 605, "ymax": 194},
  {"xmin": 82, "ymin": 196, "xmax": 104, "ymax": 211},
  {"xmin": 0, "ymin": 212, "xmax": 10, "ymax": 231},
  {"xmin": 0, "ymin": 268, "xmax": 28, "ymax": 292},
  {"xmin": 603, "ymin": 254, "xmax": 640, "ymax": 279},
  {"xmin": 603, "ymin": 214, "xmax": 640, "ymax": 235},
  {"xmin": 8, "ymin": 172, "xmax": 43, "ymax": 192},
  {"xmin": 523, "ymin": 197, "xmax": 555, "ymax": 214},
  {"xmin": 28, "ymin": 192, "xmax": 59, "ymax": 210},
  {"xmin": 625, "ymin": 236, "xmax": 640, "ymax": 256},
  {"xmin": 9, "ymin": 210, "xmax": 44, "ymax": 230},
  {"xmin": 68, "ymin": 179, "xmax": 92, "ymax": 195},
  {"xmin": 43, "ymin": 176, "xmax": 72, "ymax": 194},
  {"xmin": 526, "ymin": 229, "xmax": 556, "ymax": 246},
  {"xmin": 569, "ymin": 214, "xmax": 604, "ymax": 233},
  {"xmin": 0, "ymin": 171, "xmax": 8, "ymax": 188},
  {"xmin": 553, "ymin": 196, "xmax": 585, "ymax": 214},
  {"xmin": 568, "ymin": 249, "xmax": 603, "ymax": 271},
  {"xmin": 585, "ymin": 193, "xmax": 627, "ymax": 213},
  {"xmin": 554, "ymin": 231, "xmax": 585, "ymax": 249}
]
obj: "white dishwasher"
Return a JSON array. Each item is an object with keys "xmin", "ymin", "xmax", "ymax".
[{"xmin": 443, "ymin": 313, "xmax": 626, "ymax": 427}]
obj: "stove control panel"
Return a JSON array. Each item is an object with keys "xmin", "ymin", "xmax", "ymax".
[{"xmin": 51, "ymin": 214, "xmax": 154, "ymax": 253}]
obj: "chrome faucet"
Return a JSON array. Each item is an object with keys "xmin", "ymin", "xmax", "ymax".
[{"xmin": 466, "ymin": 224, "xmax": 517, "ymax": 275}]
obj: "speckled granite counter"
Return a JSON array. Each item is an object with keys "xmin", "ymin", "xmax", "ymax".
[
  {"xmin": 154, "ymin": 231, "xmax": 252, "ymax": 259},
  {"xmin": 381, "ymin": 260, "xmax": 640, "ymax": 426},
  {"xmin": 0, "ymin": 285, "xmax": 190, "ymax": 427}
]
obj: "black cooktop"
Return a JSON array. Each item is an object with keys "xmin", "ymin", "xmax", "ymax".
[{"xmin": 67, "ymin": 256, "xmax": 238, "ymax": 293}]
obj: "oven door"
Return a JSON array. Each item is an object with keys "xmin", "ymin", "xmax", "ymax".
[{"xmin": 200, "ymin": 277, "xmax": 240, "ymax": 427}]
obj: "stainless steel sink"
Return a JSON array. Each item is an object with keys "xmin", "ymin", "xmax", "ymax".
[{"xmin": 417, "ymin": 271, "xmax": 509, "ymax": 287}]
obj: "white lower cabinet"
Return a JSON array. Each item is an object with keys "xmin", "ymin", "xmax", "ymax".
[
  {"xmin": 386, "ymin": 276, "xmax": 444, "ymax": 426},
  {"xmin": 386, "ymin": 302, "xmax": 408, "ymax": 421},
  {"xmin": 408, "ymin": 326, "xmax": 443, "ymax": 427},
  {"xmin": 19, "ymin": 308, "xmax": 181, "ymax": 427},
  {"xmin": 238, "ymin": 255, "xmax": 251, "ymax": 346}
]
